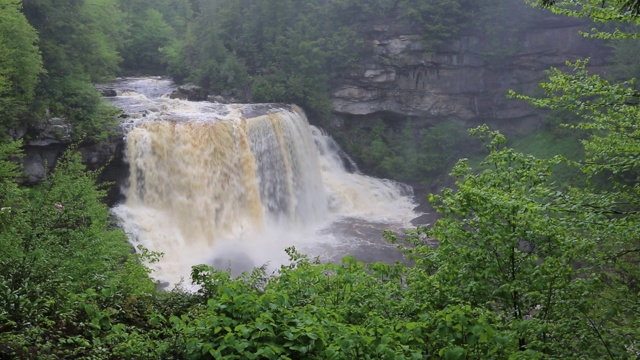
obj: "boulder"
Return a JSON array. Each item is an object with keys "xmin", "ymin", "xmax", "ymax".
[
  {"xmin": 94, "ymin": 83, "xmax": 118, "ymax": 97},
  {"xmin": 23, "ymin": 142, "xmax": 68, "ymax": 183},
  {"xmin": 20, "ymin": 117, "xmax": 124, "ymax": 188},
  {"xmin": 170, "ymin": 83, "xmax": 208, "ymax": 101},
  {"xmin": 27, "ymin": 117, "xmax": 73, "ymax": 146},
  {"xmin": 101, "ymin": 88, "xmax": 118, "ymax": 97}
]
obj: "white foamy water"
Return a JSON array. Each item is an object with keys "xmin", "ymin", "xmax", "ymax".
[{"xmin": 107, "ymin": 78, "xmax": 419, "ymax": 286}]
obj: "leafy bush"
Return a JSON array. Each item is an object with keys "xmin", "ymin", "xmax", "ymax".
[
  {"xmin": 169, "ymin": 249, "xmax": 515, "ymax": 359},
  {"xmin": 0, "ymin": 148, "xmax": 151, "ymax": 358},
  {"xmin": 39, "ymin": 77, "xmax": 121, "ymax": 142}
]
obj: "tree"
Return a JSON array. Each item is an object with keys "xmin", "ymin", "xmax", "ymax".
[
  {"xmin": 120, "ymin": 8, "xmax": 176, "ymax": 71},
  {"xmin": 501, "ymin": 1, "xmax": 640, "ymax": 356},
  {"xmin": 391, "ymin": 4, "xmax": 640, "ymax": 352},
  {"xmin": 0, "ymin": 0, "xmax": 43, "ymax": 131},
  {"xmin": 0, "ymin": 147, "xmax": 167, "ymax": 358},
  {"xmin": 397, "ymin": 0, "xmax": 471, "ymax": 51},
  {"xmin": 163, "ymin": 0, "xmax": 478, "ymax": 115},
  {"xmin": 538, "ymin": 0, "xmax": 640, "ymax": 16},
  {"xmin": 22, "ymin": 0, "xmax": 124, "ymax": 81},
  {"xmin": 399, "ymin": 125, "xmax": 626, "ymax": 357},
  {"xmin": 0, "ymin": 149, "xmax": 132, "ymax": 317},
  {"xmin": 76, "ymin": 0, "xmax": 127, "ymax": 81},
  {"xmin": 511, "ymin": 59, "xmax": 640, "ymax": 357},
  {"xmin": 608, "ymin": 38, "xmax": 640, "ymax": 88},
  {"xmin": 18, "ymin": 0, "xmax": 126, "ymax": 142},
  {"xmin": 533, "ymin": 0, "xmax": 640, "ymax": 38}
]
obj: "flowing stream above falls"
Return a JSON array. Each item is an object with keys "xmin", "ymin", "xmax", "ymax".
[{"xmin": 107, "ymin": 77, "xmax": 419, "ymax": 286}]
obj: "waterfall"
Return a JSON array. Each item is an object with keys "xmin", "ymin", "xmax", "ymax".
[
  {"xmin": 246, "ymin": 109, "xmax": 328, "ymax": 225},
  {"xmin": 109, "ymin": 78, "xmax": 418, "ymax": 285}
]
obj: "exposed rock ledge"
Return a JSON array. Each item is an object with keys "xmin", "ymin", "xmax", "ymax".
[
  {"xmin": 330, "ymin": 14, "xmax": 609, "ymax": 129},
  {"xmin": 19, "ymin": 117, "xmax": 126, "ymax": 204}
]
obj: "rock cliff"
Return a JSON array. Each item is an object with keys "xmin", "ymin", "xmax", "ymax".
[
  {"xmin": 20, "ymin": 116, "xmax": 127, "ymax": 204},
  {"xmin": 329, "ymin": 5, "xmax": 609, "ymax": 133}
]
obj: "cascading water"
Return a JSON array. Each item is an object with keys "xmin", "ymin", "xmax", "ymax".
[{"xmin": 109, "ymin": 77, "xmax": 419, "ymax": 286}]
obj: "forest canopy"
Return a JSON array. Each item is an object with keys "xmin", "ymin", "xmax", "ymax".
[
  {"xmin": 0, "ymin": 0, "xmax": 43, "ymax": 130},
  {"xmin": 0, "ymin": 0, "xmax": 484, "ymax": 136}
]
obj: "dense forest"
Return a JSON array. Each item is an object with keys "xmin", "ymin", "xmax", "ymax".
[
  {"xmin": 2, "ymin": 0, "xmax": 489, "ymax": 134},
  {"xmin": 1, "ymin": 0, "xmax": 640, "ymax": 358}
]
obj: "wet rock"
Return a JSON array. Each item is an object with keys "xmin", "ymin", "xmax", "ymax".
[
  {"xmin": 23, "ymin": 144, "xmax": 65, "ymax": 183},
  {"xmin": 20, "ymin": 117, "xmax": 124, "ymax": 186},
  {"xmin": 207, "ymin": 94, "xmax": 239, "ymax": 103},
  {"xmin": 170, "ymin": 83, "xmax": 208, "ymax": 101},
  {"xmin": 100, "ymin": 88, "xmax": 117, "ymax": 97},
  {"xmin": 27, "ymin": 117, "xmax": 73, "ymax": 146},
  {"xmin": 156, "ymin": 281, "xmax": 171, "ymax": 291}
]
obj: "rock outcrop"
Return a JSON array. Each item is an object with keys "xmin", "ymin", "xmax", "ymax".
[
  {"xmin": 330, "ymin": 7, "xmax": 609, "ymax": 132},
  {"xmin": 22, "ymin": 118, "xmax": 74, "ymax": 183},
  {"xmin": 20, "ymin": 117, "xmax": 126, "ymax": 204},
  {"xmin": 169, "ymin": 83, "xmax": 208, "ymax": 101}
]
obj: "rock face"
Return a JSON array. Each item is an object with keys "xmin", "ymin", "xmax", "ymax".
[
  {"xmin": 20, "ymin": 117, "xmax": 126, "ymax": 204},
  {"xmin": 330, "ymin": 8, "xmax": 609, "ymax": 132},
  {"xmin": 27, "ymin": 117, "xmax": 73, "ymax": 147},
  {"xmin": 169, "ymin": 83, "xmax": 208, "ymax": 101},
  {"xmin": 22, "ymin": 118, "xmax": 74, "ymax": 183}
]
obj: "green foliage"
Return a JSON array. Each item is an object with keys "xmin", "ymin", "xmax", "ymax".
[
  {"xmin": 0, "ymin": 147, "xmax": 149, "ymax": 357},
  {"xmin": 159, "ymin": 40, "xmax": 190, "ymax": 82},
  {"xmin": 415, "ymin": 122, "xmax": 468, "ymax": 176},
  {"xmin": 3, "ymin": 1, "xmax": 640, "ymax": 358},
  {"xmin": 0, "ymin": 145, "xmax": 202, "ymax": 359},
  {"xmin": 341, "ymin": 118, "xmax": 467, "ymax": 184},
  {"xmin": 537, "ymin": 0, "xmax": 640, "ymax": 16},
  {"xmin": 470, "ymin": 0, "xmax": 546, "ymax": 63},
  {"xmin": 163, "ymin": 0, "xmax": 369, "ymax": 114},
  {"xmin": 531, "ymin": 0, "xmax": 640, "ymax": 38},
  {"xmin": 169, "ymin": 248, "xmax": 516, "ymax": 360},
  {"xmin": 409, "ymin": 127, "xmax": 599, "ymax": 356},
  {"xmin": 512, "ymin": 59, "xmax": 640, "ymax": 182},
  {"xmin": 163, "ymin": 0, "xmax": 233, "ymax": 89},
  {"xmin": 40, "ymin": 77, "xmax": 121, "ymax": 142},
  {"xmin": 22, "ymin": 0, "xmax": 124, "ymax": 81},
  {"xmin": 0, "ymin": 0, "xmax": 44, "ymax": 131},
  {"xmin": 512, "ymin": 61, "xmax": 640, "ymax": 332},
  {"xmin": 77, "ymin": 0, "xmax": 127, "ymax": 81},
  {"xmin": 397, "ymin": 0, "xmax": 471, "ymax": 51},
  {"xmin": 121, "ymin": 8, "xmax": 176, "ymax": 71},
  {"xmin": 499, "ymin": 5, "xmax": 640, "ymax": 357},
  {"xmin": 11, "ymin": 0, "xmax": 127, "ymax": 142},
  {"xmin": 510, "ymin": 131, "xmax": 584, "ymax": 188},
  {"xmin": 0, "ymin": 149, "xmax": 130, "ymax": 300}
]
